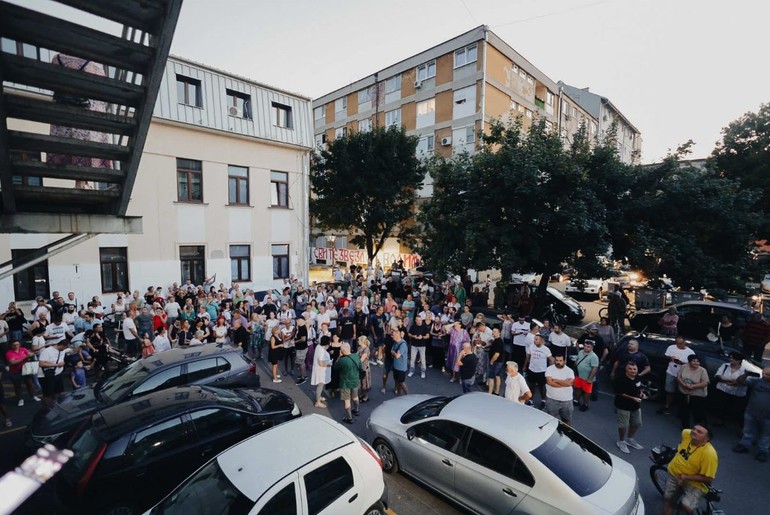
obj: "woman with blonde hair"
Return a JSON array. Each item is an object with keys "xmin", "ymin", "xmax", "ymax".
[{"xmin": 357, "ymin": 335, "xmax": 372, "ymax": 403}]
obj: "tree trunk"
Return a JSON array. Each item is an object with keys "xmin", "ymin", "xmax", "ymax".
[{"xmin": 532, "ymin": 270, "xmax": 551, "ymax": 317}]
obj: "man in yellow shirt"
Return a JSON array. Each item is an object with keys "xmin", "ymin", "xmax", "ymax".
[{"xmin": 663, "ymin": 425, "xmax": 718, "ymax": 514}]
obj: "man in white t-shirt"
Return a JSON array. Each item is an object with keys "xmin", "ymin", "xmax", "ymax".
[
  {"xmin": 44, "ymin": 314, "xmax": 71, "ymax": 346},
  {"xmin": 548, "ymin": 322, "xmax": 572, "ymax": 358},
  {"xmin": 315, "ymin": 305, "xmax": 331, "ymax": 334},
  {"xmin": 545, "ymin": 355, "xmax": 576, "ymax": 425},
  {"xmin": 38, "ymin": 340, "xmax": 69, "ymax": 406},
  {"xmin": 510, "ymin": 315, "xmax": 530, "ymax": 371},
  {"xmin": 659, "ymin": 336, "xmax": 695, "ymax": 415},
  {"xmin": 525, "ymin": 334, "xmax": 553, "ymax": 408},
  {"xmin": 122, "ymin": 311, "xmax": 140, "ymax": 357},
  {"xmin": 504, "ymin": 361, "xmax": 532, "ymax": 404}
]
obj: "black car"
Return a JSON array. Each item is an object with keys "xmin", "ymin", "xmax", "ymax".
[
  {"xmin": 614, "ymin": 332, "xmax": 762, "ymax": 401},
  {"xmin": 56, "ymin": 385, "xmax": 300, "ymax": 515},
  {"xmin": 481, "ymin": 285, "xmax": 586, "ymax": 326},
  {"xmin": 629, "ymin": 300, "xmax": 753, "ymax": 341},
  {"xmin": 27, "ymin": 345, "xmax": 260, "ymax": 447}
]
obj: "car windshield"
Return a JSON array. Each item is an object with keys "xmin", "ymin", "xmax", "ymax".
[
  {"xmin": 548, "ymin": 287, "xmax": 566, "ymax": 300},
  {"xmin": 98, "ymin": 362, "xmax": 151, "ymax": 403},
  {"xmin": 69, "ymin": 427, "xmax": 104, "ymax": 473},
  {"xmin": 151, "ymin": 457, "xmax": 252, "ymax": 515},
  {"xmin": 400, "ymin": 396, "xmax": 456, "ymax": 424},
  {"xmin": 201, "ymin": 387, "xmax": 257, "ymax": 413},
  {"xmin": 531, "ymin": 422, "xmax": 612, "ymax": 496}
]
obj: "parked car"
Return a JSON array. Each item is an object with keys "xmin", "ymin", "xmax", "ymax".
[
  {"xmin": 565, "ymin": 278, "xmax": 604, "ymax": 298},
  {"xmin": 27, "ymin": 345, "xmax": 260, "ymax": 447},
  {"xmin": 613, "ymin": 332, "xmax": 763, "ymax": 401},
  {"xmin": 629, "ymin": 300, "xmax": 754, "ymax": 341},
  {"xmin": 494, "ymin": 285, "xmax": 585, "ymax": 324},
  {"xmin": 145, "ymin": 414, "xmax": 388, "ymax": 515},
  {"xmin": 367, "ymin": 393, "xmax": 642, "ymax": 515},
  {"xmin": 56, "ymin": 385, "xmax": 299, "ymax": 515},
  {"xmin": 761, "ymin": 273, "xmax": 770, "ymax": 294}
]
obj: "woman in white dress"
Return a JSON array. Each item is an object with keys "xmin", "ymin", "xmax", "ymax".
[{"xmin": 311, "ymin": 336, "xmax": 333, "ymax": 408}]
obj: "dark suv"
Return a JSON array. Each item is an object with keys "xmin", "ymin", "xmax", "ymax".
[
  {"xmin": 629, "ymin": 300, "xmax": 753, "ymax": 341},
  {"xmin": 56, "ymin": 385, "xmax": 299, "ymax": 515},
  {"xmin": 27, "ymin": 345, "xmax": 260, "ymax": 447}
]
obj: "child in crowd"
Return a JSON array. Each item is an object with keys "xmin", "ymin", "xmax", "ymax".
[{"xmin": 71, "ymin": 360, "xmax": 87, "ymax": 389}]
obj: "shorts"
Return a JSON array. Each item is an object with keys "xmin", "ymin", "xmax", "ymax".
[
  {"xmin": 527, "ymin": 370, "xmax": 546, "ymax": 387},
  {"xmin": 382, "ymin": 361, "xmax": 393, "ymax": 375},
  {"xmin": 489, "ymin": 362, "xmax": 504, "ymax": 378},
  {"xmin": 665, "ymin": 373, "xmax": 678, "ymax": 394},
  {"xmin": 663, "ymin": 476, "xmax": 704, "ymax": 511},
  {"xmin": 393, "ymin": 369, "xmax": 406, "ymax": 383},
  {"xmin": 295, "ymin": 349, "xmax": 307, "ymax": 364},
  {"xmin": 340, "ymin": 388, "xmax": 359, "ymax": 402},
  {"xmin": 616, "ymin": 408, "xmax": 642, "ymax": 428},
  {"xmin": 545, "ymin": 398, "xmax": 573, "ymax": 423},
  {"xmin": 574, "ymin": 376, "xmax": 594, "ymax": 393}
]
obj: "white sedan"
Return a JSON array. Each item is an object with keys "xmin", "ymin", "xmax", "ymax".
[
  {"xmin": 366, "ymin": 393, "xmax": 643, "ymax": 515},
  {"xmin": 565, "ymin": 278, "xmax": 605, "ymax": 298}
]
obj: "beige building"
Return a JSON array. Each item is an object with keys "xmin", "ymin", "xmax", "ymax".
[{"xmin": 1, "ymin": 55, "xmax": 313, "ymax": 303}]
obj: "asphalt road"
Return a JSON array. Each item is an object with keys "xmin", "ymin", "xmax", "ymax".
[{"xmin": 1, "ymin": 290, "xmax": 767, "ymax": 514}]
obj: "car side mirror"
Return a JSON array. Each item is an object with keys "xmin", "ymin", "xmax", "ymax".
[{"xmin": 406, "ymin": 428, "xmax": 416, "ymax": 441}]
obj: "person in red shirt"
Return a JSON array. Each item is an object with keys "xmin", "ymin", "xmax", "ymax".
[
  {"xmin": 5, "ymin": 339, "xmax": 40, "ymax": 406},
  {"xmin": 742, "ymin": 312, "xmax": 770, "ymax": 362},
  {"xmin": 152, "ymin": 306, "xmax": 168, "ymax": 332}
]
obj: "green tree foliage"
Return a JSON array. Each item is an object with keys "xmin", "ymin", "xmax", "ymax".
[
  {"xmin": 310, "ymin": 126, "xmax": 426, "ymax": 261},
  {"xmin": 711, "ymin": 103, "xmax": 770, "ymax": 239}
]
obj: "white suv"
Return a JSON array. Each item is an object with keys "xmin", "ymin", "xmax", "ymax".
[{"xmin": 145, "ymin": 414, "xmax": 387, "ymax": 515}]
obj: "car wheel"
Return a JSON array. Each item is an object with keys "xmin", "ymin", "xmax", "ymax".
[
  {"xmin": 373, "ymin": 438, "xmax": 399, "ymax": 474},
  {"xmin": 364, "ymin": 501, "xmax": 387, "ymax": 515}
]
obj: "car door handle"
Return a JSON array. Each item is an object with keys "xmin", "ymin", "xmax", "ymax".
[
  {"xmin": 348, "ymin": 493, "xmax": 358, "ymax": 503},
  {"xmin": 442, "ymin": 459, "xmax": 453, "ymax": 467},
  {"xmin": 502, "ymin": 488, "xmax": 517, "ymax": 497}
]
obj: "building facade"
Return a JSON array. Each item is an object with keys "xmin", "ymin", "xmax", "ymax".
[{"xmin": 1, "ymin": 55, "xmax": 313, "ymax": 304}]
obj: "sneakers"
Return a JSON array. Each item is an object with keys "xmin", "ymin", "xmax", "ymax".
[
  {"xmin": 421, "ymin": 371, "xmax": 426, "ymax": 379},
  {"xmin": 625, "ymin": 438, "xmax": 644, "ymax": 450},
  {"xmin": 376, "ymin": 359, "xmax": 384, "ymax": 366},
  {"xmin": 33, "ymin": 396, "xmax": 41, "ymax": 402},
  {"xmin": 4, "ymin": 419, "xmax": 11, "ymax": 428},
  {"xmin": 17, "ymin": 399, "xmax": 24, "ymax": 407},
  {"xmin": 314, "ymin": 401, "xmax": 327, "ymax": 408},
  {"xmin": 342, "ymin": 417, "xmax": 353, "ymax": 425},
  {"xmin": 296, "ymin": 377, "xmax": 307, "ymax": 385},
  {"xmin": 733, "ymin": 444, "xmax": 750, "ymax": 453},
  {"xmin": 449, "ymin": 378, "xmax": 456, "ymax": 383},
  {"xmin": 539, "ymin": 400, "xmax": 546, "ymax": 410},
  {"xmin": 408, "ymin": 371, "xmax": 414, "ymax": 378},
  {"xmin": 616, "ymin": 440, "xmax": 630, "ymax": 454},
  {"xmin": 380, "ymin": 387, "xmax": 386, "ymax": 393},
  {"xmin": 525, "ymin": 400, "xmax": 534, "ymax": 406},
  {"xmin": 572, "ymin": 399, "xmax": 579, "ymax": 406},
  {"xmin": 272, "ymin": 378, "xmax": 283, "ymax": 383},
  {"xmin": 352, "ymin": 409, "xmax": 360, "ymax": 416}
]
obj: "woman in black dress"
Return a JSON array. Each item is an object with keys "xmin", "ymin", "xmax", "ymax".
[
  {"xmin": 268, "ymin": 326, "xmax": 285, "ymax": 383},
  {"xmin": 327, "ymin": 333, "xmax": 343, "ymax": 396}
]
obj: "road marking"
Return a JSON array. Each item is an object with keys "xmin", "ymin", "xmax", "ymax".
[{"xmin": 384, "ymin": 509, "xmax": 397, "ymax": 515}]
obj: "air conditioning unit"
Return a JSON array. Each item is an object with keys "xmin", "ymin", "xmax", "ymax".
[
  {"xmin": 440, "ymin": 136, "xmax": 452, "ymax": 146},
  {"xmin": 228, "ymin": 105, "xmax": 242, "ymax": 117},
  {"xmin": 414, "ymin": 80, "xmax": 423, "ymax": 89}
]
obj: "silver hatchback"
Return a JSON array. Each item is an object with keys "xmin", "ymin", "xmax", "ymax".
[{"xmin": 366, "ymin": 392, "xmax": 643, "ymax": 515}]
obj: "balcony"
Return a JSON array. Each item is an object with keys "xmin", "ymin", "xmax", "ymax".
[{"xmin": 534, "ymin": 97, "xmax": 545, "ymax": 110}]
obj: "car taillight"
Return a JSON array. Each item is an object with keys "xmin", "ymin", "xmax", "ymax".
[
  {"xmin": 358, "ymin": 437, "xmax": 382, "ymax": 469},
  {"xmin": 76, "ymin": 443, "xmax": 107, "ymax": 497}
]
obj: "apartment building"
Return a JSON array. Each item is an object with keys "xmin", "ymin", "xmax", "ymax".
[
  {"xmin": 1, "ymin": 53, "xmax": 313, "ymax": 303},
  {"xmin": 558, "ymin": 82, "xmax": 642, "ymax": 164}
]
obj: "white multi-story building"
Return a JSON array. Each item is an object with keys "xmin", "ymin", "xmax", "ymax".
[{"xmin": 1, "ymin": 55, "xmax": 313, "ymax": 304}]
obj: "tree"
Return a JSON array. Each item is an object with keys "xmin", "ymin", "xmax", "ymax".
[
  {"xmin": 310, "ymin": 126, "xmax": 426, "ymax": 262},
  {"xmin": 711, "ymin": 103, "xmax": 770, "ymax": 239}
]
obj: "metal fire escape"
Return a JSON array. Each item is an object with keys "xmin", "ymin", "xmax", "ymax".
[{"xmin": 0, "ymin": 0, "xmax": 183, "ymax": 281}]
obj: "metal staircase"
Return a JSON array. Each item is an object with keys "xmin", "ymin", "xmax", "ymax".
[{"xmin": 0, "ymin": 0, "xmax": 183, "ymax": 281}]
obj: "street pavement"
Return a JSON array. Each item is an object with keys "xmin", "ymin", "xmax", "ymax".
[{"xmin": 1, "ymin": 291, "xmax": 768, "ymax": 514}]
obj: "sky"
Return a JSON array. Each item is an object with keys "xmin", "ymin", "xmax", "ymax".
[{"xmin": 16, "ymin": 0, "xmax": 770, "ymax": 163}]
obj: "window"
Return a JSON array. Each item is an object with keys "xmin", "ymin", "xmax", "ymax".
[
  {"xmin": 464, "ymin": 430, "xmax": 534, "ymax": 486},
  {"xmin": 271, "ymin": 171, "xmax": 289, "ymax": 207},
  {"xmin": 190, "ymin": 408, "xmax": 244, "ymax": 439},
  {"xmin": 272, "ymin": 244, "xmax": 290, "ymax": 280},
  {"xmin": 129, "ymin": 417, "xmax": 188, "ymax": 463},
  {"xmin": 227, "ymin": 165, "xmax": 249, "ymax": 205},
  {"xmin": 230, "ymin": 245, "xmax": 251, "ymax": 282},
  {"xmin": 546, "ymin": 91, "xmax": 554, "ymax": 106},
  {"xmin": 272, "ymin": 102, "xmax": 293, "ymax": 129},
  {"xmin": 453, "ymin": 85, "xmax": 476, "ymax": 119},
  {"xmin": 358, "ymin": 118, "xmax": 372, "ymax": 133},
  {"xmin": 304, "ymin": 457, "xmax": 354, "ymax": 515},
  {"xmin": 358, "ymin": 87, "xmax": 372, "ymax": 105},
  {"xmin": 415, "ymin": 98, "xmax": 436, "ymax": 129},
  {"xmin": 226, "ymin": 89, "xmax": 252, "ymax": 119},
  {"xmin": 132, "ymin": 366, "xmax": 184, "ymax": 396},
  {"xmin": 385, "ymin": 108, "xmax": 401, "ymax": 128},
  {"xmin": 526, "ymin": 109, "xmax": 533, "ymax": 119},
  {"xmin": 416, "ymin": 60, "xmax": 436, "ymax": 81},
  {"xmin": 258, "ymin": 483, "xmax": 298, "ymax": 515},
  {"xmin": 1, "ymin": 38, "xmax": 40, "ymax": 60},
  {"xmin": 335, "ymin": 97, "xmax": 347, "ymax": 113},
  {"xmin": 176, "ymin": 75, "xmax": 202, "ymax": 107},
  {"xmin": 412, "ymin": 420, "xmax": 466, "ymax": 453},
  {"xmin": 512, "ymin": 64, "xmax": 519, "ymax": 74},
  {"xmin": 426, "ymin": 135, "xmax": 435, "ymax": 152},
  {"xmin": 180, "ymin": 246, "xmax": 205, "ymax": 286},
  {"xmin": 385, "ymin": 75, "xmax": 401, "ymax": 94},
  {"xmin": 416, "ymin": 135, "xmax": 435, "ymax": 157},
  {"xmin": 154, "ymin": 460, "xmax": 252, "ymax": 515},
  {"xmin": 526, "ymin": 75, "xmax": 534, "ymax": 84},
  {"xmin": 465, "ymin": 126, "xmax": 476, "ymax": 144},
  {"xmin": 334, "ymin": 126, "xmax": 347, "ymax": 139},
  {"xmin": 100, "ymin": 247, "xmax": 128, "ymax": 293},
  {"xmin": 177, "ymin": 158, "xmax": 203, "ymax": 202},
  {"xmin": 573, "ymin": 107, "xmax": 578, "ymax": 117},
  {"xmin": 314, "ymin": 106, "xmax": 324, "ymax": 121},
  {"xmin": 11, "ymin": 249, "xmax": 49, "ymax": 300},
  {"xmin": 519, "ymin": 68, "xmax": 526, "ymax": 79},
  {"xmin": 454, "ymin": 43, "xmax": 478, "ymax": 68},
  {"xmin": 10, "ymin": 150, "xmax": 42, "ymax": 187}
]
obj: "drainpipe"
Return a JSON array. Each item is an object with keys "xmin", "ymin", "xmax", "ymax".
[{"xmin": 374, "ymin": 72, "xmax": 380, "ymax": 128}]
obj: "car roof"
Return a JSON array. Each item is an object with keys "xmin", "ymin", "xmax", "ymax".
[
  {"xmin": 440, "ymin": 393, "xmax": 555, "ymax": 451},
  {"xmin": 93, "ymin": 386, "xmax": 237, "ymax": 439},
  {"xmin": 136, "ymin": 345, "xmax": 237, "ymax": 370},
  {"xmin": 216, "ymin": 414, "xmax": 354, "ymax": 500},
  {"xmin": 674, "ymin": 300, "xmax": 753, "ymax": 312}
]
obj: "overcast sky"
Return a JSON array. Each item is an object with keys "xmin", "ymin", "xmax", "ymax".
[{"xmin": 18, "ymin": 0, "xmax": 770, "ymax": 163}]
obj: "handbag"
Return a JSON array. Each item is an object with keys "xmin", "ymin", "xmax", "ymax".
[
  {"xmin": 22, "ymin": 360, "xmax": 39, "ymax": 376},
  {"xmin": 346, "ymin": 355, "xmax": 365, "ymax": 380}
]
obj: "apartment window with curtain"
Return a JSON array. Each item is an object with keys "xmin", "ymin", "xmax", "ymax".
[
  {"xmin": 177, "ymin": 158, "xmax": 203, "ymax": 202},
  {"xmin": 271, "ymin": 171, "xmax": 289, "ymax": 207},
  {"xmin": 416, "ymin": 60, "xmax": 436, "ymax": 81},
  {"xmin": 230, "ymin": 245, "xmax": 251, "ymax": 282},
  {"xmin": 100, "ymin": 247, "xmax": 128, "ymax": 293},
  {"xmin": 272, "ymin": 102, "xmax": 293, "ymax": 129},
  {"xmin": 176, "ymin": 75, "xmax": 202, "ymax": 107},
  {"xmin": 358, "ymin": 87, "xmax": 372, "ymax": 105},
  {"xmin": 11, "ymin": 249, "xmax": 49, "ymax": 300},
  {"xmin": 454, "ymin": 43, "xmax": 478, "ymax": 68},
  {"xmin": 385, "ymin": 75, "xmax": 401, "ymax": 94},
  {"xmin": 272, "ymin": 244, "xmax": 290, "ymax": 279},
  {"xmin": 358, "ymin": 118, "xmax": 372, "ymax": 133},
  {"xmin": 180, "ymin": 246, "xmax": 205, "ymax": 285},
  {"xmin": 228, "ymin": 165, "xmax": 249, "ymax": 205},
  {"xmin": 385, "ymin": 108, "xmax": 401, "ymax": 128}
]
